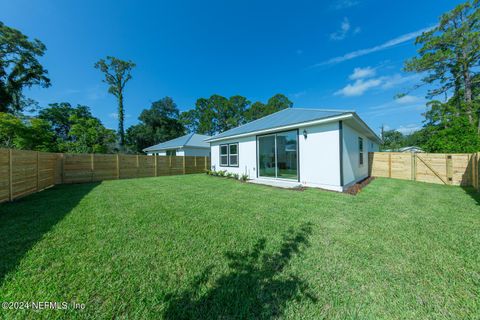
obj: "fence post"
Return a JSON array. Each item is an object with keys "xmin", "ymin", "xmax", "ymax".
[
  {"xmin": 413, "ymin": 153, "xmax": 417, "ymax": 181},
  {"xmin": 116, "ymin": 154, "xmax": 120, "ymax": 179},
  {"xmin": 154, "ymin": 154, "xmax": 158, "ymax": 177},
  {"xmin": 8, "ymin": 149, "xmax": 13, "ymax": 201},
  {"xmin": 36, "ymin": 151, "xmax": 40, "ymax": 191},
  {"xmin": 183, "ymin": 156, "xmax": 186, "ymax": 175},
  {"xmin": 205, "ymin": 156, "xmax": 208, "ymax": 171},
  {"xmin": 61, "ymin": 153, "xmax": 65, "ymax": 184},
  {"xmin": 388, "ymin": 153, "xmax": 392, "ymax": 178},
  {"xmin": 91, "ymin": 153, "xmax": 95, "ymax": 182},
  {"xmin": 446, "ymin": 155, "xmax": 453, "ymax": 185},
  {"xmin": 136, "ymin": 154, "xmax": 139, "ymax": 177},
  {"xmin": 477, "ymin": 152, "xmax": 480, "ymax": 192}
]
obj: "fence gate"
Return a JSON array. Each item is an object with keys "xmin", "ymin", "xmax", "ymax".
[{"xmin": 369, "ymin": 152, "xmax": 477, "ymax": 187}]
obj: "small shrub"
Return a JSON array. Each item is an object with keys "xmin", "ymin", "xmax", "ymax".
[
  {"xmin": 240, "ymin": 174, "xmax": 248, "ymax": 182},
  {"xmin": 218, "ymin": 170, "xmax": 226, "ymax": 177},
  {"xmin": 211, "ymin": 170, "xmax": 218, "ymax": 176},
  {"xmin": 226, "ymin": 172, "xmax": 234, "ymax": 178},
  {"xmin": 233, "ymin": 173, "xmax": 239, "ymax": 180},
  {"xmin": 205, "ymin": 170, "xmax": 212, "ymax": 175}
]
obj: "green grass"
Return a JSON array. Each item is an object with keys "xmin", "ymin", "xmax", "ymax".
[{"xmin": 0, "ymin": 175, "xmax": 479, "ymax": 319}]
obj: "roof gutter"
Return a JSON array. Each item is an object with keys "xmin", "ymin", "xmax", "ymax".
[{"xmin": 206, "ymin": 113, "xmax": 353, "ymax": 143}]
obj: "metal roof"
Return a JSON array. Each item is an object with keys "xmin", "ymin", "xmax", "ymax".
[
  {"xmin": 143, "ymin": 133, "xmax": 211, "ymax": 152},
  {"xmin": 206, "ymin": 108, "xmax": 352, "ymax": 141}
]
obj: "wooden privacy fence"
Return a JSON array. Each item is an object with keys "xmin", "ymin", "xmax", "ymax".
[
  {"xmin": 0, "ymin": 148, "xmax": 210, "ymax": 203},
  {"xmin": 369, "ymin": 152, "xmax": 480, "ymax": 190}
]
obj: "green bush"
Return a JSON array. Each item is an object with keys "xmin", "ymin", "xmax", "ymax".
[
  {"xmin": 233, "ymin": 173, "xmax": 239, "ymax": 180},
  {"xmin": 240, "ymin": 174, "xmax": 248, "ymax": 182}
]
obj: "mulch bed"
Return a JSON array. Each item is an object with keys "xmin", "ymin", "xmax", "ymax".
[{"xmin": 344, "ymin": 176, "xmax": 375, "ymax": 195}]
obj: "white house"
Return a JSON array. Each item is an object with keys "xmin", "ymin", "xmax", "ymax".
[
  {"xmin": 143, "ymin": 133, "xmax": 211, "ymax": 156},
  {"xmin": 206, "ymin": 108, "xmax": 381, "ymax": 192}
]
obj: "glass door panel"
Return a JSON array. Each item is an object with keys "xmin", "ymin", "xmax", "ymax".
[
  {"xmin": 276, "ymin": 131, "xmax": 298, "ymax": 180},
  {"xmin": 258, "ymin": 135, "xmax": 276, "ymax": 177}
]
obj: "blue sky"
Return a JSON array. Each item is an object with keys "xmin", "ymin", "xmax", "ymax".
[{"xmin": 1, "ymin": 0, "xmax": 463, "ymax": 134}]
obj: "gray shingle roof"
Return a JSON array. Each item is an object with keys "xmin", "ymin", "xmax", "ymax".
[
  {"xmin": 143, "ymin": 133, "xmax": 210, "ymax": 152},
  {"xmin": 207, "ymin": 108, "xmax": 351, "ymax": 141}
]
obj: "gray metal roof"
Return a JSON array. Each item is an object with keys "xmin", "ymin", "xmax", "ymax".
[
  {"xmin": 143, "ymin": 133, "xmax": 211, "ymax": 152},
  {"xmin": 207, "ymin": 108, "xmax": 351, "ymax": 141}
]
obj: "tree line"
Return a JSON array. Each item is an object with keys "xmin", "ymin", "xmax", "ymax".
[
  {"xmin": 0, "ymin": 20, "xmax": 292, "ymax": 153},
  {"xmin": 1, "ymin": 0, "xmax": 480, "ymax": 154},
  {"xmin": 382, "ymin": 0, "xmax": 480, "ymax": 153}
]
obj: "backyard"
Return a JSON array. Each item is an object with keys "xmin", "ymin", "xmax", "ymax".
[{"xmin": 0, "ymin": 174, "xmax": 479, "ymax": 319}]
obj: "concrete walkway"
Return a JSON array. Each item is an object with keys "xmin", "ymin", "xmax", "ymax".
[{"xmin": 248, "ymin": 178, "xmax": 303, "ymax": 189}]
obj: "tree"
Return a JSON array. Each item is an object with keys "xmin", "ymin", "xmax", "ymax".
[
  {"xmin": 265, "ymin": 94, "xmax": 293, "ymax": 114},
  {"xmin": 195, "ymin": 97, "xmax": 218, "ymax": 136},
  {"xmin": 64, "ymin": 115, "xmax": 116, "ymax": 153},
  {"xmin": 0, "ymin": 22, "xmax": 50, "ymax": 113},
  {"xmin": 0, "ymin": 112, "xmax": 55, "ymax": 151},
  {"xmin": 404, "ymin": 0, "xmax": 480, "ymax": 125},
  {"xmin": 381, "ymin": 130, "xmax": 405, "ymax": 151},
  {"xmin": 126, "ymin": 97, "xmax": 185, "ymax": 152},
  {"xmin": 244, "ymin": 101, "xmax": 266, "ymax": 122},
  {"xmin": 94, "ymin": 56, "xmax": 135, "ymax": 147},
  {"xmin": 39, "ymin": 102, "xmax": 92, "ymax": 142},
  {"xmin": 244, "ymin": 94, "xmax": 292, "ymax": 122},
  {"xmin": 179, "ymin": 109, "xmax": 199, "ymax": 133}
]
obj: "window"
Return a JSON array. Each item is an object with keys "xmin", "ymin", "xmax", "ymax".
[
  {"xmin": 219, "ymin": 143, "xmax": 239, "ymax": 167},
  {"xmin": 358, "ymin": 137, "xmax": 364, "ymax": 166},
  {"xmin": 166, "ymin": 149, "xmax": 176, "ymax": 156},
  {"xmin": 229, "ymin": 144, "xmax": 238, "ymax": 166},
  {"xmin": 220, "ymin": 145, "xmax": 229, "ymax": 166}
]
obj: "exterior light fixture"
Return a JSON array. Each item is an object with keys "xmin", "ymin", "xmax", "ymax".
[{"xmin": 303, "ymin": 129, "xmax": 307, "ymax": 139}]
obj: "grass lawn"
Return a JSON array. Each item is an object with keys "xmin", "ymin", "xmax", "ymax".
[{"xmin": 0, "ymin": 175, "xmax": 479, "ymax": 319}]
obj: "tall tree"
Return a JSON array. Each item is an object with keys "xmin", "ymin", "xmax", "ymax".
[
  {"xmin": 0, "ymin": 22, "xmax": 50, "ymax": 113},
  {"xmin": 126, "ymin": 97, "xmax": 185, "ymax": 152},
  {"xmin": 39, "ymin": 102, "xmax": 92, "ymax": 142},
  {"xmin": 404, "ymin": 0, "xmax": 480, "ymax": 125},
  {"xmin": 179, "ymin": 109, "xmax": 199, "ymax": 133},
  {"xmin": 94, "ymin": 56, "xmax": 135, "ymax": 147}
]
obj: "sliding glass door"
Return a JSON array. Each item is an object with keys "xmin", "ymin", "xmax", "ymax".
[
  {"xmin": 258, "ymin": 135, "xmax": 276, "ymax": 177},
  {"xmin": 257, "ymin": 130, "xmax": 298, "ymax": 180}
]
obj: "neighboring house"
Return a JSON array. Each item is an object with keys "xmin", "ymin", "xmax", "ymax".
[
  {"xmin": 399, "ymin": 146, "xmax": 424, "ymax": 153},
  {"xmin": 206, "ymin": 108, "xmax": 381, "ymax": 192},
  {"xmin": 143, "ymin": 133, "xmax": 211, "ymax": 156},
  {"xmin": 383, "ymin": 146, "xmax": 424, "ymax": 153}
]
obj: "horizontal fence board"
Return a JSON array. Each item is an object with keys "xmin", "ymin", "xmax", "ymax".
[{"xmin": 369, "ymin": 152, "xmax": 478, "ymax": 188}]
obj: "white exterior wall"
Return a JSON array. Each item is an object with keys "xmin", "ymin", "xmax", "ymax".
[
  {"xmin": 147, "ymin": 147, "xmax": 210, "ymax": 156},
  {"xmin": 298, "ymin": 122, "xmax": 342, "ymax": 191},
  {"xmin": 210, "ymin": 135, "xmax": 257, "ymax": 178},
  {"xmin": 210, "ymin": 121, "xmax": 344, "ymax": 191},
  {"xmin": 183, "ymin": 147, "xmax": 211, "ymax": 157},
  {"xmin": 342, "ymin": 123, "xmax": 378, "ymax": 187}
]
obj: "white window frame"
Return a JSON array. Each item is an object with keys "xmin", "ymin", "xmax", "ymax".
[
  {"xmin": 219, "ymin": 143, "xmax": 239, "ymax": 167},
  {"xmin": 358, "ymin": 137, "xmax": 364, "ymax": 166}
]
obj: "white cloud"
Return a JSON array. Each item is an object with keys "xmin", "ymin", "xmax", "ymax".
[
  {"xmin": 353, "ymin": 26, "xmax": 361, "ymax": 34},
  {"xmin": 291, "ymin": 90, "xmax": 307, "ymax": 98},
  {"xmin": 331, "ymin": 0, "xmax": 359, "ymax": 10},
  {"xmin": 330, "ymin": 18, "xmax": 351, "ymax": 41},
  {"xmin": 335, "ymin": 78, "xmax": 382, "ymax": 96},
  {"xmin": 349, "ymin": 66, "xmax": 376, "ymax": 80},
  {"xmin": 396, "ymin": 124, "xmax": 423, "ymax": 134},
  {"xmin": 395, "ymin": 95, "xmax": 421, "ymax": 104},
  {"xmin": 336, "ymin": 70, "xmax": 422, "ymax": 97},
  {"xmin": 314, "ymin": 26, "xmax": 435, "ymax": 66}
]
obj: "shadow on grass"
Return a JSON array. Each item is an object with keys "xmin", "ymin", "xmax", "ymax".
[
  {"xmin": 164, "ymin": 222, "xmax": 317, "ymax": 319},
  {"xmin": 0, "ymin": 183, "xmax": 99, "ymax": 285},
  {"xmin": 461, "ymin": 186, "xmax": 480, "ymax": 206}
]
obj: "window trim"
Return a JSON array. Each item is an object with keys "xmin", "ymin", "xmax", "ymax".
[
  {"xmin": 219, "ymin": 142, "xmax": 239, "ymax": 167},
  {"xmin": 358, "ymin": 137, "xmax": 364, "ymax": 166}
]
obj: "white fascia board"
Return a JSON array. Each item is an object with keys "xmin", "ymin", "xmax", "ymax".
[{"xmin": 207, "ymin": 114, "xmax": 353, "ymax": 143}]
